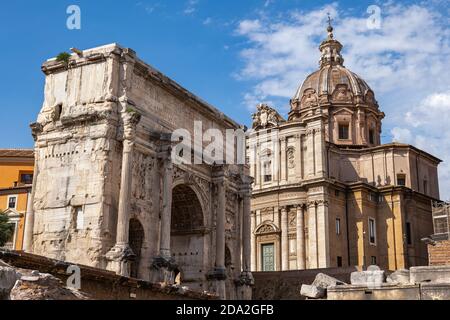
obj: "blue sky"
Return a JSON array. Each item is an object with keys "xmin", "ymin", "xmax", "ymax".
[{"xmin": 0, "ymin": 1, "xmax": 449, "ymax": 197}]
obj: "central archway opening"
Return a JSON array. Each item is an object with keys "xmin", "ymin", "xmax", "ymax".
[{"xmin": 171, "ymin": 184, "xmax": 205, "ymax": 288}]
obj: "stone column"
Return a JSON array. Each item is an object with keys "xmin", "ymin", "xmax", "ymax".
[
  {"xmin": 306, "ymin": 129, "xmax": 315, "ymax": 178},
  {"xmin": 208, "ymin": 168, "xmax": 227, "ymax": 299},
  {"xmin": 149, "ymin": 158, "xmax": 161, "ymax": 257},
  {"xmin": 295, "ymin": 134, "xmax": 302, "ymax": 180},
  {"xmin": 150, "ymin": 147, "xmax": 176, "ymax": 284},
  {"xmin": 308, "ymin": 202, "xmax": 318, "ymax": 269},
  {"xmin": 106, "ymin": 111, "xmax": 141, "ymax": 277},
  {"xmin": 316, "ymin": 200, "xmax": 330, "ymax": 268},
  {"xmin": 23, "ymin": 151, "xmax": 39, "ymax": 252},
  {"xmin": 296, "ymin": 205, "xmax": 306, "ymax": 270},
  {"xmin": 250, "ymin": 211, "xmax": 256, "ymax": 271},
  {"xmin": 237, "ymin": 177, "xmax": 254, "ymax": 300},
  {"xmin": 281, "ymin": 206, "xmax": 289, "ymax": 271},
  {"xmin": 280, "ymin": 137, "xmax": 287, "ymax": 183},
  {"xmin": 160, "ymin": 156, "xmax": 173, "ymax": 259},
  {"xmin": 255, "ymin": 144, "xmax": 261, "ymax": 188},
  {"xmin": 273, "ymin": 137, "xmax": 280, "ymax": 183},
  {"xmin": 314, "ymin": 123, "xmax": 327, "ymax": 177}
]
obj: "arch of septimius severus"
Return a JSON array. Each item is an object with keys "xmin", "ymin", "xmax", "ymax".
[{"xmin": 22, "ymin": 44, "xmax": 253, "ymax": 300}]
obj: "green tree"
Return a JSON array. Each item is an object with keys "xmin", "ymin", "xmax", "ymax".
[{"xmin": 0, "ymin": 212, "xmax": 14, "ymax": 247}]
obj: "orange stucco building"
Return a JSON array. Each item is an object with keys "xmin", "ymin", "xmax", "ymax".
[{"xmin": 0, "ymin": 149, "xmax": 34, "ymax": 250}]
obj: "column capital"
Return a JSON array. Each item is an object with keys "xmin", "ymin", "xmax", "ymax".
[
  {"xmin": 122, "ymin": 110, "xmax": 142, "ymax": 141},
  {"xmin": 307, "ymin": 200, "xmax": 329, "ymax": 208},
  {"xmin": 280, "ymin": 206, "xmax": 288, "ymax": 213}
]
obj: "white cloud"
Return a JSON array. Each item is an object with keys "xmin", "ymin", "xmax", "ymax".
[
  {"xmin": 184, "ymin": 0, "xmax": 199, "ymax": 15},
  {"xmin": 235, "ymin": 3, "xmax": 450, "ymax": 199},
  {"xmin": 236, "ymin": 19, "xmax": 263, "ymax": 35},
  {"xmin": 203, "ymin": 17, "xmax": 212, "ymax": 25},
  {"xmin": 391, "ymin": 91, "xmax": 450, "ymax": 200}
]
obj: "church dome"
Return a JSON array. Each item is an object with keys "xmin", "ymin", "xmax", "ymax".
[
  {"xmin": 289, "ymin": 23, "xmax": 379, "ymax": 116},
  {"xmin": 287, "ymin": 20, "xmax": 384, "ymax": 147},
  {"xmin": 292, "ymin": 64, "xmax": 375, "ymax": 105}
]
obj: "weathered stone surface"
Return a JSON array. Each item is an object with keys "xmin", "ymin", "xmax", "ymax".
[
  {"xmin": 327, "ymin": 284, "xmax": 421, "ymax": 300},
  {"xmin": 10, "ymin": 272, "xmax": 90, "ymax": 300},
  {"xmin": 300, "ymin": 284, "xmax": 325, "ymax": 299},
  {"xmin": 387, "ymin": 269, "xmax": 410, "ymax": 285},
  {"xmin": 28, "ymin": 43, "xmax": 252, "ymax": 300},
  {"xmin": 350, "ymin": 270, "xmax": 385, "ymax": 287},
  {"xmin": 410, "ymin": 266, "xmax": 450, "ymax": 284},
  {"xmin": 312, "ymin": 273, "xmax": 346, "ymax": 289},
  {"xmin": 0, "ymin": 266, "xmax": 21, "ymax": 300}
]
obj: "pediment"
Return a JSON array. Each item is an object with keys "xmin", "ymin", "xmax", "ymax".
[
  {"xmin": 332, "ymin": 107, "xmax": 354, "ymax": 116},
  {"xmin": 254, "ymin": 221, "xmax": 280, "ymax": 235},
  {"xmin": 2, "ymin": 208, "xmax": 22, "ymax": 219}
]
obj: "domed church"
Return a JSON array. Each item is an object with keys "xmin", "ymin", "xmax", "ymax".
[{"xmin": 247, "ymin": 23, "xmax": 442, "ymax": 271}]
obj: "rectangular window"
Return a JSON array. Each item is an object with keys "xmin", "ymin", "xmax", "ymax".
[
  {"xmin": 263, "ymin": 161, "xmax": 272, "ymax": 182},
  {"xmin": 369, "ymin": 218, "xmax": 376, "ymax": 245},
  {"xmin": 369, "ymin": 129, "xmax": 375, "ymax": 144},
  {"xmin": 336, "ymin": 218, "xmax": 341, "ymax": 235},
  {"xmin": 406, "ymin": 222, "xmax": 412, "ymax": 245},
  {"xmin": 397, "ymin": 174, "xmax": 406, "ymax": 186},
  {"xmin": 338, "ymin": 124, "xmax": 349, "ymax": 140},
  {"xmin": 423, "ymin": 180, "xmax": 428, "ymax": 195},
  {"xmin": 371, "ymin": 256, "xmax": 377, "ymax": 265},
  {"xmin": 335, "ymin": 190, "xmax": 340, "ymax": 197},
  {"xmin": 74, "ymin": 206, "xmax": 84, "ymax": 230},
  {"xmin": 7, "ymin": 196, "xmax": 17, "ymax": 209},
  {"xmin": 337, "ymin": 256, "xmax": 343, "ymax": 267},
  {"xmin": 20, "ymin": 173, "xmax": 33, "ymax": 185}
]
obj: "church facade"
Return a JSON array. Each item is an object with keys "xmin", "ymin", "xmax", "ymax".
[
  {"xmin": 247, "ymin": 25, "xmax": 441, "ymax": 272},
  {"xmin": 23, "ymin": 44, "xmax": 253, "ymax": 300}
]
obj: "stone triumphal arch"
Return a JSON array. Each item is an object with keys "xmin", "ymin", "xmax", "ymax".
[{"xmin": 23, "ymin": 44, "xmax": 253, "ymax": 299}]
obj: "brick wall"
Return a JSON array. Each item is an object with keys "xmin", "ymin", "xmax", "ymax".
[{"xmin": 429, "ymin": 240, "xmax": 450, "ymax": 266}]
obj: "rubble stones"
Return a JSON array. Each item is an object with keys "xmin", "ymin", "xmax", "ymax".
[
  {"xmin": 300, "ymin": 284, "xmax": 325, "ymax": 299},
  {"xmin": 10, "ymin": 272, "xmax": 90, "ymax": 300},
  {"xmin": 0, "ymin": 266, "xmax": 21, "ymax": 300},
  {"xmin": 312, "ymin": 273, "xmax": 346, "ymax": 289},
  {"xmin": 387, "ymin": 269, "xmax": 410, "ymax": 285},
  {"xmin": 350, "ymin": 269, "xmax": 385, "ymax": 287}
]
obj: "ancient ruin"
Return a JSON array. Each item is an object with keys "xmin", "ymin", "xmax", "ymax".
[{"xmin": 23, "ymin": 44, "xmax": 253, "ymax": 300}]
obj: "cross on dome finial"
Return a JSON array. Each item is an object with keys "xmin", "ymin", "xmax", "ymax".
[
  {"xmin": 319, "ymin": 14, "xmax": 344, "ymax": 68},
  {"xmin": 327, "ymin": 13, "xmax": 334, "ymax": 39}
]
